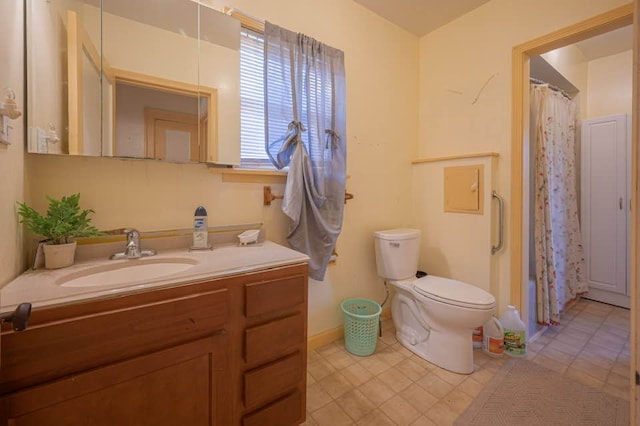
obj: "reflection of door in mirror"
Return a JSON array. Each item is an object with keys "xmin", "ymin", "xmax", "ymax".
[
  {"xmin": 111, "ymin": 71, "xmax": 216, "ymax": 163},
  {"xmin": 145, "ymin": 109, "xmax": 198, "ymax": 163}
]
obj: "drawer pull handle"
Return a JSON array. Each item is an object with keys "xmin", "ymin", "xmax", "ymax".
[{"xmin": 1, "ymin": 302, "xmax": 32, "ymax": 331}]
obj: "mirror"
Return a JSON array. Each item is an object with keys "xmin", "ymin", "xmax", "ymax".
[{"xmin": 26, "ymin": 0, "xmax": 240, "ymax": 164}]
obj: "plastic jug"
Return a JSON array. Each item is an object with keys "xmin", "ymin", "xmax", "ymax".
[
  {"xmin": 482, "ymin": 316, "xmax": 504, "ymax": 357},
  {"xmin": 499, "ymin": 305, "xmax": 527, "ymax": 357},
  {"xmin": 472, "ymin": 326, "xmax": 483, "ymax": 349}
]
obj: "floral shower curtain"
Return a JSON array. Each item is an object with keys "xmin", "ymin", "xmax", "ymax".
[{"xmin": 531, "ymin": 84, "xmax": 587, "ymax": 325}]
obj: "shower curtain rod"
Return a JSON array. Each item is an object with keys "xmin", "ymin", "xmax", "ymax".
[{"xmin": 530, "ymin": 77, "xmax": 572, "ymax": 100}]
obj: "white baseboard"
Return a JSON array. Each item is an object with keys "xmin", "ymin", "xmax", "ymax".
[
  {"xmin": 583, "ymin": 288, "xmax": 631, "ymax": 309},
  {"xmin": 528, "ymin": 325, "xmax": 547, "ymax": 344}
]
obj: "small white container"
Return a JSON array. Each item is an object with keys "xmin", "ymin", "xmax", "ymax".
[
  {"xmin": 482, "ymin": 316, "xmax": 504, "ymax": 357},
  {"xmin": 500, "ymin": 305, "xmax": 527, "ymax": 357},
  {"xmin": 238, "ymin": 229, "xmax": 260, "ymax": 245}
]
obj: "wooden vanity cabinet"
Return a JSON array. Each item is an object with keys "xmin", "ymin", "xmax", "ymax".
[
  {"xmin": 0, "ymin": 263, "xmax": 308, "ymax": 426},
  {"xmin": 241, "ymin": 272, "xmax": 308, "ymax": 425}
]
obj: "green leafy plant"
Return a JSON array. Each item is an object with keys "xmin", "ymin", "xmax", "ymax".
[{"xmin": 17, "ymin": 193, "xmax": 102, "ymax": 245}]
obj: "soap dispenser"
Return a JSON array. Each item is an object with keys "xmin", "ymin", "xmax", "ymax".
[{"xmin": 191, "ymin": 206, "xmax": 211, "ymax": 250}]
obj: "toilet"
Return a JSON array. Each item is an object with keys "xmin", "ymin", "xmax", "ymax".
[{"xmin": 374, "ymin": 228, "xmax": 496, "ymax": 374}]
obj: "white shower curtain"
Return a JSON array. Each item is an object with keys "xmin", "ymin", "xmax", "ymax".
[{"xmin": 531, "ymin": 84, "xmax": 587, "ymax": 325}]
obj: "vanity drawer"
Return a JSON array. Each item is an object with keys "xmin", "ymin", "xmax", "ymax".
[
  {"xmin": 0, "ymin": 288, "xmax": 229, "ymax": 392},
  {"xmin": 243, "ymin": 390, "xmax": 303, "ymax": 426},
  {"xmin": 245, "ymin": 274, "xmax": 306, "ymax": 318},
  {"xmin": 244, "ymin": 351, "xmax": 303, "ymax": 410},
  {"xmin": 244, "ymin": 313, "xmax": 304, "ymax": 365}
]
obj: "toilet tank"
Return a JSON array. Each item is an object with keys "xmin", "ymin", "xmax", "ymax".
[{"xmin": 374, "ymin": 228, "xmax": 421, "ymax": 280}]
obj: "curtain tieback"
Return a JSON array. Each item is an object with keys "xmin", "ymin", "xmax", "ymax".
[
  {"xmin": 266, "ymin": 121, "xmax": 307, "ymax": 169},
  {"xmin": 324, "ymin": 129, "xmax": 340, "ymax": 149},
  {"xmin": 289, "ymin": 120, "xmax": 307, "ymax": 138}
]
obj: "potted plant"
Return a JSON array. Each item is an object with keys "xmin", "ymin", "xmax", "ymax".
[{"xmin": 17, "ymin": 193, "xmax": 102, "ymax": 269}]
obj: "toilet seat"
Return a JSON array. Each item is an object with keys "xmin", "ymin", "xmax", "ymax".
[{"xmin": 413, "ymin": 276, "xmax": 496, "ymax": 310}]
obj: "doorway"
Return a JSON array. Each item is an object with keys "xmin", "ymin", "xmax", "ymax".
[
  {"xmin": 509, "ymin": 3, "xmax": 636, "ymax": 422},
  {"xmin": 525, "ymin": 26, "xmax": 633, "ymax": 335}
]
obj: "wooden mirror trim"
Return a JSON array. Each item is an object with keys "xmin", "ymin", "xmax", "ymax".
[{"xmin": 67, "ymin": 10, "xmax": 102, "ymax": 155}]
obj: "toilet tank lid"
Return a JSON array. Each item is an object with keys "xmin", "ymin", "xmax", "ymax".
[{"xmin": 374, "ymin": 228, "xmax": 421, "ymax": 241}]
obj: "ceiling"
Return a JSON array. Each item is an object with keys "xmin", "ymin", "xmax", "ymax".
[
  {"xmin": 352, "ymin": 0, "xmax": 635, "ymax": 52},
  {"xmin": 352, "ymin": 0, "xmax": 491, "ymax": 36},
  {"xmin": 573, "ymin": 25, "xmax": 633, "ymax": 61}
]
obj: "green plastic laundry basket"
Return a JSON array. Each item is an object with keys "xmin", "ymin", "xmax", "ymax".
[{"xmin": 341, "ymin": 298, "xmax": 381, "ymax": 356}]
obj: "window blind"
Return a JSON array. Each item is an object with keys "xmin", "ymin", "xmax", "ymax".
[
  {"xmin": 239, "ymin": 24, "xmax": 333, "ymax": 170},
  {"xmin": 239, "ymin": 28, "xmax": 271, "ymax": 168}
]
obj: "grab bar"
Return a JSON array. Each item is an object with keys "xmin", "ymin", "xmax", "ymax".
[{"xmin": 491, "ymin": 191, "xmax": 504, "ymax": 255}]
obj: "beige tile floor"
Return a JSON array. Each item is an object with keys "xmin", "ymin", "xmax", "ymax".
[{"xmin": 302, "ymin": 298, "xmax": 631, "ymax": 426}]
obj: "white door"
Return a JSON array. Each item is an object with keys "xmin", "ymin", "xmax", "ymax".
[{"xmin": 581, "ymin": 114, "xmax": 630, "ymax": 307}]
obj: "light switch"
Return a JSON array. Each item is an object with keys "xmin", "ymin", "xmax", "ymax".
[{"xmin": 444, "ymin": 165, "xmax": 483, "ymax": 214}]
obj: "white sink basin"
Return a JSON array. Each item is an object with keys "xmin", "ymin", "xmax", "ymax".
[{"xmin": 57, "ymin": 258, "xmax": 199, "ymax": 288}]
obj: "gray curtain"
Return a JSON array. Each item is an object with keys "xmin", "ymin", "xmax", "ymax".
[{"xmin": 264, "ymin": 22, "xmax": 346, "ymax": 281}]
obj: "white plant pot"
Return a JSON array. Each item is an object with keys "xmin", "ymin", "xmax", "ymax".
[{"xmin": 43, "ymin": 241, "xmax": 77, "ymax": 269}]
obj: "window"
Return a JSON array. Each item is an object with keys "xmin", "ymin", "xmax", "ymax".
[
  {"xmin": 239, "ymin": 28, "xmax": 270, "ymax": 168},
  {"xmin": 237, "ymin": 17, "xmax": 340, "ymax": 173}
]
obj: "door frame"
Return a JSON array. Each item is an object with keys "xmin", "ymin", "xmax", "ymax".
[
  {"xmin": 509, "ymin": 3, "xmax": 635, "ymax": 421},
  {"xmin": 633, "ymin": 2, "xmax": 639, "ymax": 421}
]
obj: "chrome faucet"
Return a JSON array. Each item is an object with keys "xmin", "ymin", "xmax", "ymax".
[{"xmin": 110, "ymin": 228, "xmax": 157, "ymax": 260}]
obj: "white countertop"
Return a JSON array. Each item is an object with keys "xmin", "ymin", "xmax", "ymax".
[{"xmin": 1, "ymin": 241, "xmax": 308, "ymax": 313}]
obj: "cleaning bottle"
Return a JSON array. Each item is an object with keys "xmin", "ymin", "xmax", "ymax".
[
  {"xmin": 500, "ymin": 305, "xmax": 527, "ymax": 357},
  {"xmin": 482, "ymin": 316, "xmax": 504, "ymax": 357},
  {"xmin": 192, "ymin": 206, "xmax": 210, "ymax": 250},
  {"xmin": 472, "ymin": 326, "xmax": 483, "ymax": 349}
]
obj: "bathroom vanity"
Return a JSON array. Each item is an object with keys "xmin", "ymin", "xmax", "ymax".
[{"xmin": 0, "ymin": 241, "xmax": 309, "ymax": 425}]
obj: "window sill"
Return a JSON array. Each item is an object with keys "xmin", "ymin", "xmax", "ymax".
[{"xmin": 209, "ymin": 167, "xmax": 287, "ymax": 184}]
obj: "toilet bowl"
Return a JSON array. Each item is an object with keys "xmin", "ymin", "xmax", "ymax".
[{"xmin": 374, "ymin": 228, "xmax": 496, "ymax": 374}]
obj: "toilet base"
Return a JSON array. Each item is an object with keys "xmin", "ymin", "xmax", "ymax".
[
  {"xmin": 396, "ymin": 327, "xmax": 475, "ymax": 374},
  {"xmin": 388, "ymin": 277, "xmax": 494, "ymax": 375}
]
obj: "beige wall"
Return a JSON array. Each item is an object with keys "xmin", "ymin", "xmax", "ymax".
[
  {"xmin": 412, "ymin": 157, "xmax": 498, "ymax": 296},
  {"xmin": 587, "ymin": 50, "xmax": 633, "ymax": 118},
  {"xmin": 0, "ymin": 1, "xmax": 25, "ymax": 286},
  {"xmin": 25, "ymin": 0, "xmax": 418, "ymax": 336},
  {"xmin": 539, "ymin": 46, "xmax": 632, "ymax": 119},
  {"xmin": 416, "ymin": 0, "xmax": 628, "ymax": 315},
  {"xmin": 541, "ymin": 45, "xmax": 589, "ymax": 118}
]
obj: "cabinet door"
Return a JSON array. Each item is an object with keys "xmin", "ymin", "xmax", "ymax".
[
  {"xmin": 2, "ymin": 333, "xmax": 230, "ymax": 426},
  {"xmin": 581, "ymin": 115, "xmax": 629, "ymax": 298}
]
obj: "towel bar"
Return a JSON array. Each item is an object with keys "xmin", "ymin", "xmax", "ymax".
[{"xmin": 263, "ymin": 186, "xmax": 354, "ymax": 206}]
